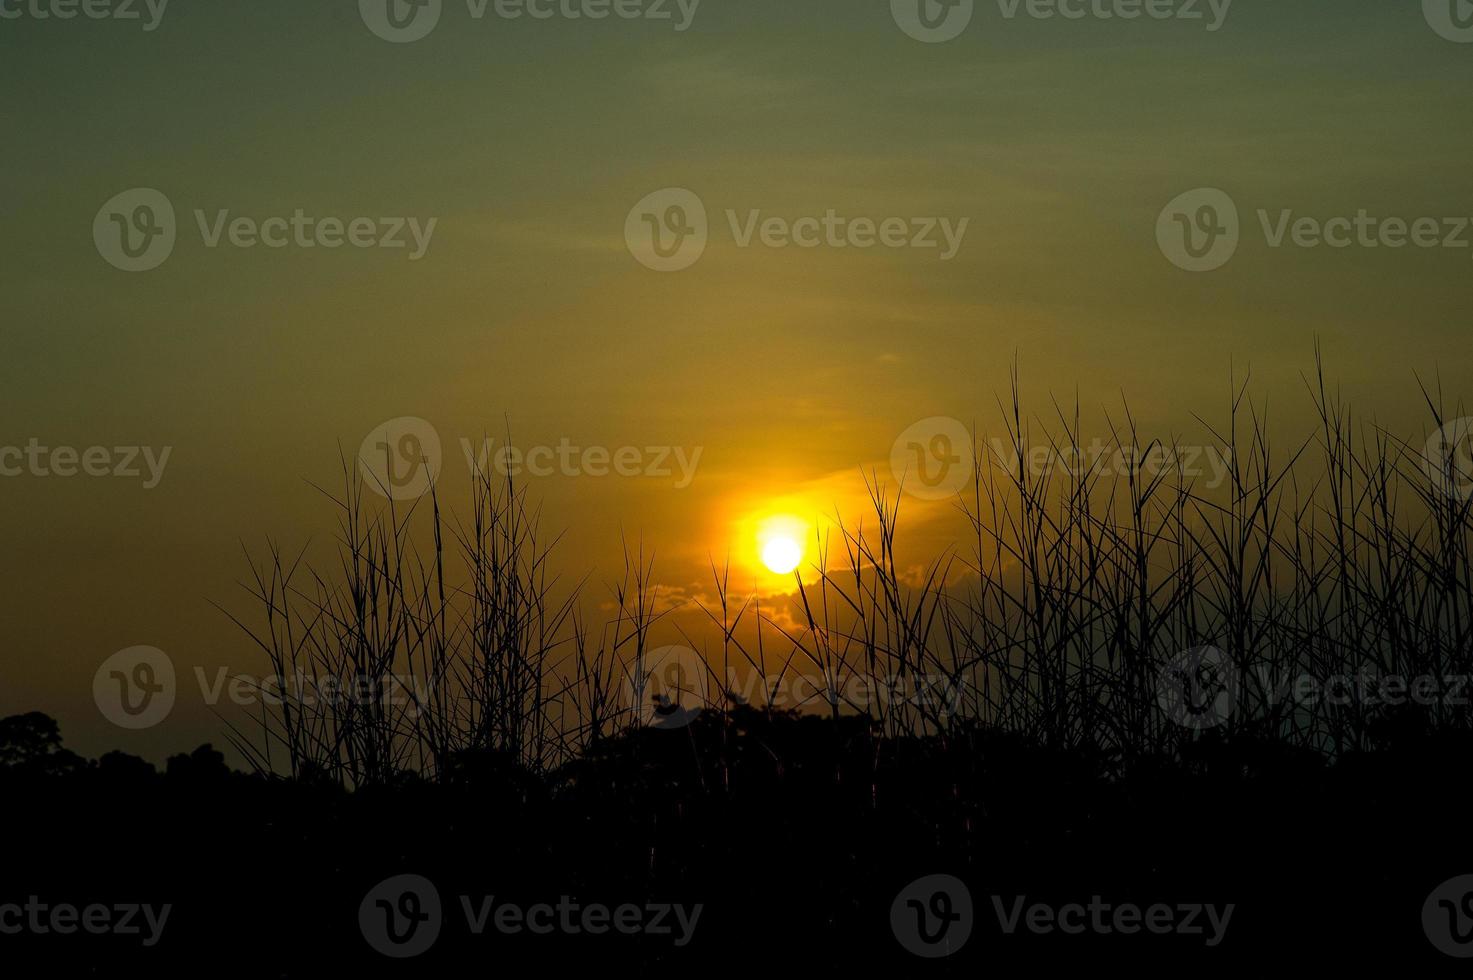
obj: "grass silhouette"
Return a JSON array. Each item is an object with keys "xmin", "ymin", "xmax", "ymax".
[
  {"xmin": 6, "ymin": 356, "xmax": 1473, "ymax": 970},
  {"xmin": 223, "ymin": 355, "xmax": 1473, "ymax": 785}
]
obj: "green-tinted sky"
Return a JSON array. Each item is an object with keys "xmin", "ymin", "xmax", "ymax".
[{"xmin": 3, "ymin": 0, "xmax": 1471, "ymax": 759}]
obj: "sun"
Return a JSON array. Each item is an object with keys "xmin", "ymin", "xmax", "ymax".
[
  {"xmin": 757, "ymin": 515, "xmax": 807, "ymax": 575},
  {"xmin": 761, "ymin": 535, "xmax": 803, "ymax": 575}
]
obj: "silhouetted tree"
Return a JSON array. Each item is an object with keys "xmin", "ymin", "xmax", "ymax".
[
  {"xmin": 0, "ymin": 711, "xmax": 63, "ymax": 766},
  {"xmin": 0, "ymin": 712, "xmax": 86, "ymax": 775},
  {"xmin": 97, "ymin": 749, "xmax": 158, "ymax": 781},
  {"xmin": 166, "ymin": 743, "xmax": 230, "ymax": 782}
]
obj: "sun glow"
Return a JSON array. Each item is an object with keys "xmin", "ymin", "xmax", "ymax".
[{"xmin": 756, "ymin": 514, "xmax": 807, "ymax": 576}]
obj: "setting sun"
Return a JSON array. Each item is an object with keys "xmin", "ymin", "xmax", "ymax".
[
  {"xmin": 760, "ymin": 535, "xmax": 803, "ymax": 575},
  {"xmin": 756, "ymin": 514, "xmax": 808, "ymax": 576}
]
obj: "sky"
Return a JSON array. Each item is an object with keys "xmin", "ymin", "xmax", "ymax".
[{"xmin": 2, "ymin": 0, "xmax": 1472, "ymax": 760}]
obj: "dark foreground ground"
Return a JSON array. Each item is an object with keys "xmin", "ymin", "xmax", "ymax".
[{"xmin": 2, "ymin": 708, "xmax": 1471, "ymax": 975}]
